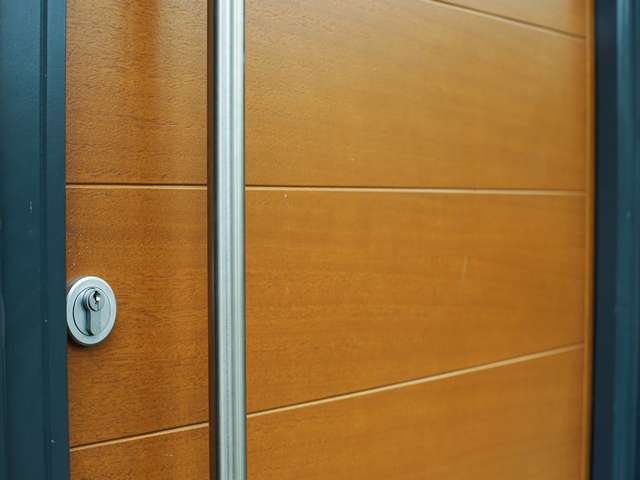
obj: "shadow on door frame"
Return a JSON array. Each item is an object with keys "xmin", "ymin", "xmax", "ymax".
[{"xmin": 0, "ymin": 0, "xmax": 638, "ymax": 478}]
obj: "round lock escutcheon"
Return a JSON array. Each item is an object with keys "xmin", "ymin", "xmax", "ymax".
[{"xmin": 67, "ymin": 276, "xmax": 117, "ymax": 346}]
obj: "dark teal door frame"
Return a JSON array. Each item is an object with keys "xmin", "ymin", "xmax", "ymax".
[
  {"xmin": 592, "ymin": 1, "xmax": 640, "ymax": 479},
  {"xmin": 0, "ymin": 0, "xmax": 70, "ymax": 478}
]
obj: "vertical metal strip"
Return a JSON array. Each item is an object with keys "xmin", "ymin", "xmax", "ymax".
[{"xmin": 211, "ymin": 0, "xmax": 246, "ymax": 478}]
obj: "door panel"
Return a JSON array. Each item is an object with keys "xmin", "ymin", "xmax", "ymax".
[
  {"xmin": 67, "ymin": 187, "xmax": 208, "ymax": 446},
  {"xmin": 66, "ymin": 0, "xmax": 209, "ymax": 475},
  {"xmin": 66, "ymin": 0, "xmax": 207, "ymax": 184},
  {"xmin": 246, "ymin": 189, "xmax": 585, "ymax": 412},
  {"xmin": 245, "ymin": 0, "xmax": 593, "ymax": 479},
  {"xmin": 248, "ymin": 349, "xmax": 583, "ymax": 480},
  {"xmin": 246, "ymin": 0, "xmax": 586, "ymax": 189}
]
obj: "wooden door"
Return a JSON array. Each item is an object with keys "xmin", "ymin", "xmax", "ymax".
[
  {"xmin": 66, "ymin": 0, "xmax": 593, "ymax": 478},
  {"xmin": 245, "ymin": 1, "xmax": 593, "ymax": 479},
  {"xmin": 66, "ymin": 0, "xmax": 210, "ymax": 477}
]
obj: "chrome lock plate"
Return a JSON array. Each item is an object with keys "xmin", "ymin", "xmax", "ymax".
[{"xmin": 67, "ymin": 276, "xmax": 117, "ymax": 346}]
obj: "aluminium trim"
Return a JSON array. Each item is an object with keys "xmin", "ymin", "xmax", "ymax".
[{"xmin": 211, "ymin": 0, "xmax": 246, "ymax": 478}]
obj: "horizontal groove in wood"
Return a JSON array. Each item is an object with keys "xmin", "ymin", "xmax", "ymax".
[
  {"xmin": 246, "ymin": 0, "xmax": 586, "ymax": 189},
  {"xmin": 71, "ymin": 424, "xmax": 210, "ymax": 480},
  {"xmin": 432, "ymin": 0, "xmax": 586, "ymax": 36},
  {"xmin": 66, "ymin": 0, "xmax": 207, "ymax": 185},
  {"xmin": 249, "ymin": 344, "xmax": 583, "ymax": 418},
  {"xmin": 67, "ymin": 184, "xmax": 587, "ymax": 195},
  {"xmin": 67, "ymin": 187, "xmax": 208, "ymax": 446},
  {"xmin": 66, "ymin": 183, "xmax": 207, "ymax": 190},
  {"xmin": 246, "ymin": 190, "xmax": 586, "ymax": 412},
  {"xmin": 246, "ymin": 185, "xmax": 586, "ymax": 196},
  {"xmin": 248, "ymin": 349, "xmax": 584, "ymax": 479}
]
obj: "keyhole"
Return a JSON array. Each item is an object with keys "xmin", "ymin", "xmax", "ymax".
[
  {"xmin": 83, "ymin": 288, "xmax": 105, "ymax": 336},
  {"xmin": 89, "ymin": 290, "xmax": 103, "ymax": 311}
]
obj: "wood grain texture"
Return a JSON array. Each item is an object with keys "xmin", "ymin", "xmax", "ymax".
[
  {"xmin": 246, "ymin": 189, "xmax": 585, "ymax": 412},
  {"xmin": 71, "ymin": 426, "xmax": 209, "ymax": 480},
  {"xmin": 66, "ymin": 0, "xmax": 207, "ymax": 184},
  {"xmin": 436, "ymin": 0, "xmax": 586, "ymax": 35},
  {"xmin": 248, "ymin": 349, "xmax": 584, "ymax": 480},
  {"xmin": 67, "ymin": 187, "xmax": 208, "ymax": 446},
  {"xmin": 246, "ymin": 0, "xmax": 586, "ymax": 189}
]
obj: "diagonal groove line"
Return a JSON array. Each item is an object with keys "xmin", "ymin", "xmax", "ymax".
[
  {"xmin": 68, "ymin": 345, "xmax": 584, "ymax": 451},
  {"xmin": 425, "ymin": 0, "xmax": 586, "ymax": 40},
  {"xmin": 69, "ymin": 422, "xmax": 209, "ymax": 452},
  {"xmin": 248, "ymin": 344, "xmax": 584, "ymax": 418}
]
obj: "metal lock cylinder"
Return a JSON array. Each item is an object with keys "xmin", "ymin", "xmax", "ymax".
[{"xmin": 67, "ymin": 276, "xmax": 117, "ymax": 346}]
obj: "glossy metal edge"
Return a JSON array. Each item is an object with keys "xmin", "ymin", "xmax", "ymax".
[{"xmin": 209, "ymin": 0, "xmax": 246, "ymax": 478}]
